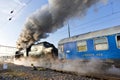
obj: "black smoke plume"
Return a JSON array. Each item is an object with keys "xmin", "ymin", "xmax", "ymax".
[{"xmin": 16, "ymin": 0, "xmax": 105, "ymax": 49}]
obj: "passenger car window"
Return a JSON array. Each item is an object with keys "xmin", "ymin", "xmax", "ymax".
[
  {"xmin": 77, "ymin": 40, "xmax": 87, "ymax": 52},
  {"xmin": 94, "ymin": 37, "xmax": 108, "ymax": 50},
  {"xmin": 116, "ymin": 35, "xmax": 120, "ymax": 48}
]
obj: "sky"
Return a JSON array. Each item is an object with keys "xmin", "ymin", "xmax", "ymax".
[{"xmin": 0, "ymin": 0, "xmax": 120, "ymax": 47}]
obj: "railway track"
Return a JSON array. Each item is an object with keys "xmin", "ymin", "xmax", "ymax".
[
  {"xmin": 2, "ymin": 56, "xmax": 120, "ymax": 80},
  {"xmin": 39, "ymin": 67, "xmax": 120, "ymax": 80},
  {"xmin": 12, "ymin": 57, "xmax": 120, "ymax": 80},
  {"xmin": 0, "ymin": 63, "xmax": 120, "ymax": 80},
  {"xmin": 79, "ymin": 73, "xmax": 120, "ymax": 80},
  {"xmin": 32, "ymin": 59, "xmax": 120, "ymax": 80}
]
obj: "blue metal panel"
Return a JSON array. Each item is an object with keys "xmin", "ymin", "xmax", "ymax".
[
  {"xmin": 106, "ymin": 35, "xmax": 120, "ymax": 59},
  {"xmin": 64, "ymin": 42, "xmax": 77, "ymax": 59},
  {"xmin": 63, "ymin": 34, "xmax": 120, "ymax": 60},
  {"xmin": 87, "ymin": 39, "xmax": 94, "ymax": 51},
  {"xmin": 108, "ymin": 35, "xmax": 117, "ymax": 50}
]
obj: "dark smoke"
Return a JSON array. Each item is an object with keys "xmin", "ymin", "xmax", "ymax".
[{"xmin": 16, "ymin": 0, "xmax": 104, "ymax": 49}]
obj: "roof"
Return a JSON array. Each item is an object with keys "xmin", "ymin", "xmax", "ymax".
[
  {"xmin": 59, "ymin": 25, "xmax": 120, "ymax": 44},
  {"xmin": 0, "ymin": 45, "xmax": 16, "ymax": 48},
  {"xmin": 33, "ymin": 41, "xmax": 55, "ymax": 48}
]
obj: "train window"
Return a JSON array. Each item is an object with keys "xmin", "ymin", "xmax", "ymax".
[
  {"xmin": 94, "ymin": 37, "xmax": 108, "ymax": 50},
  {"xmin": 77, "ymin": 40, "xmax": 87, "ymax": 52},
  {"xmin": 116, "ymin": 35, "xmax": 120, "ymax": 48}
]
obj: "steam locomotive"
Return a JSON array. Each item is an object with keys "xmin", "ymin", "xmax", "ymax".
[
  {"xmin": 15, "ymin": 41, "xmax": 58, "ymax": 59},
  {"xmin": 58, "ymin": 25, "xmax": 120, "ymax": 67}
]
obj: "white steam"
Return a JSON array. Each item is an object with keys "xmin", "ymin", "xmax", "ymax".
[{"xmin": 13, "ymin": 57, "xmax": 120, "ymax": 76}]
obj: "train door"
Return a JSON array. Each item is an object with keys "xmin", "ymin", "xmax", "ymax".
[
  {"xmin": 58, "ymin": 44, "xmax": 65, "ymax": 59},
  {"xmin": 64, "ymin": 42, "xmax": 76, "ymax": 59}
]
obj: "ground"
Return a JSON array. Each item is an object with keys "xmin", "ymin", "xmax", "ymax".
[{"xmin": 0, "ymin": 63, "xmax": 90, "ymax": 80}]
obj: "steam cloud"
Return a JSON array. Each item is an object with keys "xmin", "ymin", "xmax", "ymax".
[
  {"xmin": 13, "ymin": 57, "xmax": 120, "ymax": 76},
  {"xmin": 16, "ymin": 0, "xmax": 104, "ymax": 49}
]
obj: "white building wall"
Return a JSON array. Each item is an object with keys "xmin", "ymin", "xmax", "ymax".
[{"xmin": 0, "ymin": 45, "xmax": 17, "ymax": 56}]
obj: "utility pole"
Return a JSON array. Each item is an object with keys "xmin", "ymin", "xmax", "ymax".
[{"xmin": 68, "ymin": 23, "xmax": 71, "ymax": 38}]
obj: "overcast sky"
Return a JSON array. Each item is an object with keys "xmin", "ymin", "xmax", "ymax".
[{"xmin": 0, "ymin": 0, "xmax": 120, "ymax": 47}]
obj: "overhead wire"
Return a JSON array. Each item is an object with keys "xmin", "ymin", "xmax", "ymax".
[
  {"xmin": 70, "ymin": 11, "xmax": 120, "ymax": 33},
  {"xmin": 55, "ymin": 11, "xmax": 120, "ymax": 37},
  {"xmin": 69, "ymin": 1, "xmax": 120, "ymax": 34},
  {"xmin": 55, "ymin": 1, "xmax": 120, "ymax": 37},
  {"xmin": 0, "ymin": 0, "xmax": 32, "ymax": 28},
  {"xmin": 69, "ymin": 0, "xmax": 114, "ymax": 28},
  {"xmin": 9, "ymin": 0, "xmax": 32, "ymax": 21},
  {"xmin": 74, "ymin": 15, "xmax": 120, "ymax": 34},
  {"xmin": 1, "ymin": 0, "xmax": 120, "ymax": 39}
]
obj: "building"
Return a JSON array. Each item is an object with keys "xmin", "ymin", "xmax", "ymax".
[{"xmin": 0, "ymin": 45, "xmax": 17, "ymax": 62}]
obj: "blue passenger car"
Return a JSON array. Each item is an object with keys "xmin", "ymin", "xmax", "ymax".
[{"xmin": 58, "ymin": 25, "xmax": 120, "ymax": 67}]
